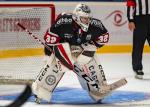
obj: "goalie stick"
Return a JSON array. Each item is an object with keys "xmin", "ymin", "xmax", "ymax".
[
  {"xmin": 4, "ymin": 85, "xmax": 32, "ymax": 107},
  {"xmin": 89, "ymin": 78, "xmax": 127, "ymax": 101}
]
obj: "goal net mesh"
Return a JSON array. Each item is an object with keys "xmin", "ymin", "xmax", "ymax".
[{"xmin": 0, "ymin": 3, "xmax": 55, "ymax": 84}]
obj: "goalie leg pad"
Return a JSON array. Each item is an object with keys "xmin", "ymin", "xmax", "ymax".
[
  {"xmin": 74, "ymin": 62, "xmax": 100, "ymax": 91},
  {"xmin": 82, "ymin": 58, "xmax": 106, "ymax": 86},
  {"xmin": 75, "ymin": 53, "xmax": 127, "ymax": 101},
  {"xmin": 32, "ymin": 60, "xmax": 65, "ymax": 102},
  {"xmin": 75, "ymin": 58, "xmax": 109, "ymax": 101},
  {"xmin": 77, "ymin": 76, "xmax": 88, "ymax": 90},
  {"xmin": 75, "ymin": 55, "xmax": 107, "ymax": 92},
  {"xmin": 94, "ymin": 54, "xmax": 107, "ymax": 85},
  {"xmin": 87, "ymin": 55, "xmax": 127, "ymax": 101}
]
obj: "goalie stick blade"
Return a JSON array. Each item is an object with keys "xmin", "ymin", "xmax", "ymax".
[
  {"xmin": 109, "ymin": 78, "xmax": 127, "ymax": 91},
  {"xmin": 89, "ymin": 78, "xmax": 127, "ymax": 101},
  {"xmin": 6, "ymin": 85, "xmax": 32, "ymax": 107},
  {"xmin": 89, "ymin": 90, "xmax": 109, "ymax": 102}
]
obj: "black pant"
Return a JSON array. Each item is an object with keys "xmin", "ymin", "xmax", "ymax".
[{"xmin": 132, "ymin": 15, "xmax": 150, "ymax": 71}]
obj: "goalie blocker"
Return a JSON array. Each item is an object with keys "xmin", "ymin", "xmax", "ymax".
[{"xmin": 32, "ymin": 43, "xmax": 127, "ymax": 103}]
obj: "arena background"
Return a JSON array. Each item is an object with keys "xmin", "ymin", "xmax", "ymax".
[{"xmin": 0, "ymin": 1, "xmax": 149, "ymax": 59}]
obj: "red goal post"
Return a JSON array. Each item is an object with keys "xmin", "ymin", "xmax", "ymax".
[{"xmin": 0, "ymin": 2, "xmax": 55, "ymax": 84}]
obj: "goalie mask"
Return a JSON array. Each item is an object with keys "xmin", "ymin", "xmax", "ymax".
[{"xmin": 72, "ymin": 4, "xmax": 92, "ymax": 32}]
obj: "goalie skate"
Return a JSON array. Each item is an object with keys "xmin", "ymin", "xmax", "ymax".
[
  {"xmin": 34, "ymin": 95, "xmax": 41, "ymax": 104},
  {"xmin": 89, "ymin": 78, "xmax": 127, "ymax": 101}
]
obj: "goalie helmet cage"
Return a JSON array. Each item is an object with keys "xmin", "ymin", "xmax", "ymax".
[{"xmin": 0, "ymin": 2, "xmax": 55, "ymax": 84}]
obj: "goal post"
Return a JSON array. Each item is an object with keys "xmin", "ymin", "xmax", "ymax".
[{"xmin": 0, "ymin": 2, "xmax": 55, "ymax": 84}]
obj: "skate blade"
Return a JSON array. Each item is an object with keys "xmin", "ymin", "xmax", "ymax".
[{"xmin": 135, "ymin": 75, "xmax": 143, "ymax": 79}]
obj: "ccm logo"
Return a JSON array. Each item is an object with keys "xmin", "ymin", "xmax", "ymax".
[{"xmin": 38, "ymin": 64, "xmax": 49, "ymax": 81}]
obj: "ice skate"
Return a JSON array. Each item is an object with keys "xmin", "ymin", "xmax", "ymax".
[
  {"xmin": 134, "ymin": 70, "xmax": 144, "ymax": 79},
  {"xmin": 34, "ymin": 95, "xmax": 41, "ymax": 104}
]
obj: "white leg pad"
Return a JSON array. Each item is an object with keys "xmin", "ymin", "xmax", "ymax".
[
  {"xmin": 75, "ymin": 53, "xmax": 127, "ymax": 101},
  {"xmin": 32, "ymin": 82, "xmax": 52, "ymax": 102},
  {"xmin": 77, "ymin": 76, "xmax": 88, "ymax": 90},
  {"xmin": 32, "ymin": 60, "xmax": 65, "ymax": 102}
]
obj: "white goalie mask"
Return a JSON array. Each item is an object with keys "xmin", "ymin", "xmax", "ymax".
[{"xmin": 72, "ymin": 4, "xmax": 92, "ymax": 32}]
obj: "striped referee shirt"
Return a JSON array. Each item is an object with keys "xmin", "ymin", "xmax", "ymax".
[{"xmin": 127, "ymin": 0, "xmax": 150, "ymax": 22}]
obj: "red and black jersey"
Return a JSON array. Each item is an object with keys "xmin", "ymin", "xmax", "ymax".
[
  {"xmin": 127, "ymin": 0, "xmax": 150, "ymax": 22},
  {"xmin": 44, "ymin": 13, "xmax": 109, "ymax": 56},
  {"xmin": 44, "ymin": 13, "xmax": 109, "ymax": 47}
]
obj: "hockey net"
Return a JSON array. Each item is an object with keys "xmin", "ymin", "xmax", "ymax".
[{"xmin": 0, "ymin": 2, "xmax": 55, "ymax": 84}]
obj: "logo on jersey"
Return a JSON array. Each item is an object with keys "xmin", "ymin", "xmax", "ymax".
[
  {"xmin": 56, "ymin": 18, "xmax": 72, "ymax": 25},
  {"xmin": 91, "ymin": 19, "xmax": 104, "ymax": 29},
  {"xmin": 64, "ymin": 33, "xmax": 73, "ymax": 39},
  {"xmin": 45, "ymin": 75, "xmax": 56, "ymax": 85},
  {"xmin": 86, "ymin": 34, "xmax": 91, "ymax": 40}
]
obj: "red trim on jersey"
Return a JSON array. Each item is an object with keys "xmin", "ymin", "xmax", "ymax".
[{"xmin": 127, "ymin": 0, "xmax": 136, "ymax": 6}]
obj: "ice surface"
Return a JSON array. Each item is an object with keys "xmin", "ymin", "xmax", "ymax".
[{"xmin": 0, "ymin": 53, "xmax": 150, "ymax": 107}]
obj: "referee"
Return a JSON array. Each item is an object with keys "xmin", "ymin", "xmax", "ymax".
[{"xmin": 127, "ymin": 0, "xmax": 150, "ymax": 79}]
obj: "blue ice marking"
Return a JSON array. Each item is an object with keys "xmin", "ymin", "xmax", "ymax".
[{"xmin": 0, "ymin": 87, "xmax": 150, "ymax": 104}]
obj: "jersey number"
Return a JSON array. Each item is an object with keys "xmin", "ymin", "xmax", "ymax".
[
  {"xmin": 98, "ymin": 33, "xmax": 109, "ymax": 43},
  {"xmin": 45, "ymin": 35, "xmax": 57, "ymax": 44}
]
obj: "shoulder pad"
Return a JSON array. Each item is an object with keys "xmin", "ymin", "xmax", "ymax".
[
  {"xmin": 90, "ymin": 18, "xmax": 104, "ymax": 29},
  {"xmin": 55, "ymin": 13, "xmax": 73, "ymax": 26}
]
